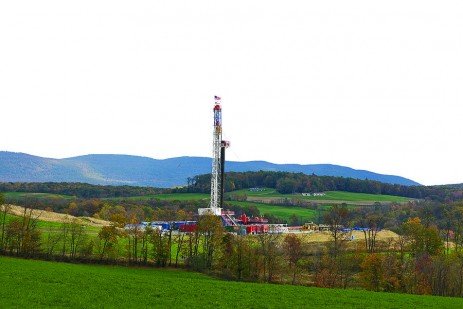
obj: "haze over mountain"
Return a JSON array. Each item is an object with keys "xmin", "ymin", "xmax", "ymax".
[{"xmin": 0, "ymin": 151, "xmax": 419, "ymax": 188}]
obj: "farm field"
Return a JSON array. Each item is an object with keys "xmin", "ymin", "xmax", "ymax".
[
  {"xmin": 231, "ymin": 188, "xmax": 412, "ymax": 203},
  {"xmin": 1, "ymin": 256, "xmax": 461, "ymax": 308},
  {"xmin": 2, "ymin": 189, "xmax": 410, "ymax": 204},
  {"xmin": 6, "ymin": 205, "xmax": 109, "ymax": 227},
  {"xmin": 109, "ymin": 192, "xmax": 210, "ymax": 201},
  {"xmin": 228, "ymin": 201, "xmax": 321, "ymax": 222},
  {"xmin": 4, "ymin": 211, "xmax": 104, "ymax": 251},
  {"xmin": 107, "ymin": 189, "xmax": 411, "ymax": 204},
  {"xmin": 4, "ymin": 192, "xmax": 75, "ymax": 200}
]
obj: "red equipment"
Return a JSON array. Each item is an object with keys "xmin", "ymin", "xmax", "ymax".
[{"xmin": 179, "ymin": 223, "xmax": 197, "ymax": 232}]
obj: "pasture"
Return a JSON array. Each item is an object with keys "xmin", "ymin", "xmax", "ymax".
[
  {"xmin": 0, "ymin": 256, "xmax": 461, "ymax": 308},
  {"xmin": 110, "ymin": 192, "xmax": 210, "ymax": 201},
  {"xmin": 4, "ymin": 192, "xmax": 75, "ymax": 200},
  {"xmin": 230, "ymin": 188, "xmax": 411, "ymax": 203},
  {"xmin": 227, "ymin": 200, "xmax": 321, "ymax": 222}
]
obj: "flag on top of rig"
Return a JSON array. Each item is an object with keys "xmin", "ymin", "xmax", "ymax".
[{"xmin": 214, "ymin": 95, "xmax": 221, "ymax": 101}]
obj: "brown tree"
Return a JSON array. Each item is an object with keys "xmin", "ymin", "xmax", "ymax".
[
  {"xmin": 98, "ymin": 225, "xmax": 119, "ymax": 260},
  {"xmin": 197, "ymin": 214, "xmax": 224, "ymax": 269},
  {"xmin": 257, "ymin": 233, "xmax": 281, "ymax": 282},
  {"xmin": 360, "ymin": 254, "xmax": 385, "ymax": 291},
  {"xmin": 283, "ymin": 234, "xmax": 303, "ymax": 284},
  {"xmin": 324, "ymin": 204, "xmax": 349, "ymax": 257}
]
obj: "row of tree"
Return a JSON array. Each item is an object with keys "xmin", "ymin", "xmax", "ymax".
[
  {"xmin": 3, "ymin": 194, "xmax": 269, "ymax": 224},
  {"xmin": 180, "ymin": 171, "xmax": 461, "ymax": 201},
  {"xmin": 2, "ymin": 173, "xmax": 463, "ymax": 202},
  {"xmin": 0, "ymin": 182, "xmax": 166, "ymax": 198}
]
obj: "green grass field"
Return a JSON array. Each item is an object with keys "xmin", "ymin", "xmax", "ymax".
[
  {"xmin": 231, "ymin": 188, "xmax": 411, "ymax": 203},
  {"xmin": 227, "ymin": 201, "xmax": 321, "ymax": 222},
  {"xmin": 4, "ymin": 192, "xmax": 76, "ymax": 200},
  {"xmin": 3, "ymin": 189, "xmax": 410, "ymax": 203},
  {"xmin": 4, "ymin": 213, "xmax": 64, "ymax": 229},
  {"xmin": 108, "ymin": 192, "xmax": 210, "ymax": 201},
  {"xmin": 0, "ymin": 256, "xmax": 461, "ymax": 308}
]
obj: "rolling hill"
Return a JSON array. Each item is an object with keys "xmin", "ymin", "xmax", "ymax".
[{"xmin": 0, "ymin": 151, "xmax": 419, "ymax": 187}]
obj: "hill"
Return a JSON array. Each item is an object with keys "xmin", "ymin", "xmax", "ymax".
[
  {"xmin": 0, "ymin": 151, "xmax": 419, "ymax": 187},
  {"xmin": 1, "ymin": 256, "xmax": 460, "ymax": 308}
]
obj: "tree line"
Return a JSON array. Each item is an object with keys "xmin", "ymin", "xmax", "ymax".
[
  {"xmin": 2, "ymin": 174, "xmax": 462, "ymax": 202},
  {"xmin": 0, "ymin": 182, "xmax": 167, "ymax": 198},
  {"xmin": 2, "ymin": 194, "xmax": 264, "ymax": 224},
  {"xmin": 178, "ymin": 171, "xmax": 461, "ymax": 201}
]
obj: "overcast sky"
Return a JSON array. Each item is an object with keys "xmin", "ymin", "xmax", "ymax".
[{"xmin": 1, "ymin": 1, "xmax": 462, "ymax": 186}]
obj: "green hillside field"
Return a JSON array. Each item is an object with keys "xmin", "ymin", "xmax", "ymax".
[
  {"xmin": 0, "ymin": 256, "xmax": 461, "ymax": 308},
  {"xmin": 111, "ymin": 192, "xmax": 210, "ymax": 201},
  {"xmin": 110, "ymin": 189, "xmax": 411, "ymax": 204},
  {"xmin": 227, "ymin": 201, "xmax": 320, "ymax": 222},
  {"xmin": 230, "ymin": 188, "xmax": 412, "ymax": 203},
  {"xmin": 4, "ymin": 192, "xmax": 76, "ymax": 200},
  {"xmin": 3, "ymin": 189, "xmax": 410, "ymax": 204}
]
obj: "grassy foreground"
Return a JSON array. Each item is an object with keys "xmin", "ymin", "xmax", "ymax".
[{"xmin": 1, "ymin": 256, "xmax": 462, "ymax": 308}]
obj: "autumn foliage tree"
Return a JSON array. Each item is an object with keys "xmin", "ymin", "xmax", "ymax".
[
  {"xmin": 402, "ymin": 217, "xmax": 443, "ymax": 257},
  {"xmin": 197, "ymin": 214, "xmax": 224, "ymax": 269},
  {"xmin": 98, "ymin": 225, "xmax": 120, "ymax": 260},
  {"xmin": 283, "ymin": 234, "xmax": 303, "ymax": 284},
  {"xmin": 360, "ymin": 253, "xmax": 384, "ymax": 291}
]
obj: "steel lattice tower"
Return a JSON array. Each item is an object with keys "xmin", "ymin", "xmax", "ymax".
[
  {"xmin": 210, "ymin": 99, "xmax": 222, "ymax": 210},
  {"xmin": 198, "ymin": 96, "xmax": 229, "ymax": 216}
]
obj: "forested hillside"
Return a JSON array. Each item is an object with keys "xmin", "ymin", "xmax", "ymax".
[{"xmin": 182, "ymin": 171, "xmax": 461, "ymax": 201}]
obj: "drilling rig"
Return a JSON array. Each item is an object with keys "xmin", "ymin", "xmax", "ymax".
[{"xmin": 198, "ymin": 96, "xmax": 230, "ymax": 216}]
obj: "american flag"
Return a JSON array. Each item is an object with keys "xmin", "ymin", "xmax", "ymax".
[{"xmin": 214, "ymin": 95, "xmax": 221, "ymax": 101}]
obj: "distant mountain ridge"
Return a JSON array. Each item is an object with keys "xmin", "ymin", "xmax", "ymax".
[{"xmin": 0, "ymin": 151, "xmax": 420, "ymax": 187}]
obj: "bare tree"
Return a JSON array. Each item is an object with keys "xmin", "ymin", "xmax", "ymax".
[
  {"xmin": 69, "ymin": 219, "xmax": 85, "ymax": 259},
  {"xmin": 324, "ymin": 204, "xmax": 349, "ymax": 257},
  {"xmin": 359, "ymin": 213, "xmax": 383, "ymax": 253},
  {"xmin": 174, "ymin": 232, "xmax": 185, "ymax": 267}
]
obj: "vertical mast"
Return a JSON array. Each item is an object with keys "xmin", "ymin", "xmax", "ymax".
[
  {"xmin": 199, "ymin": 95, "xmax": 229, "ymax": 216},
  {"xmin": 210, "ymin": 96, "xmax": 222, "ymax": 211}
]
